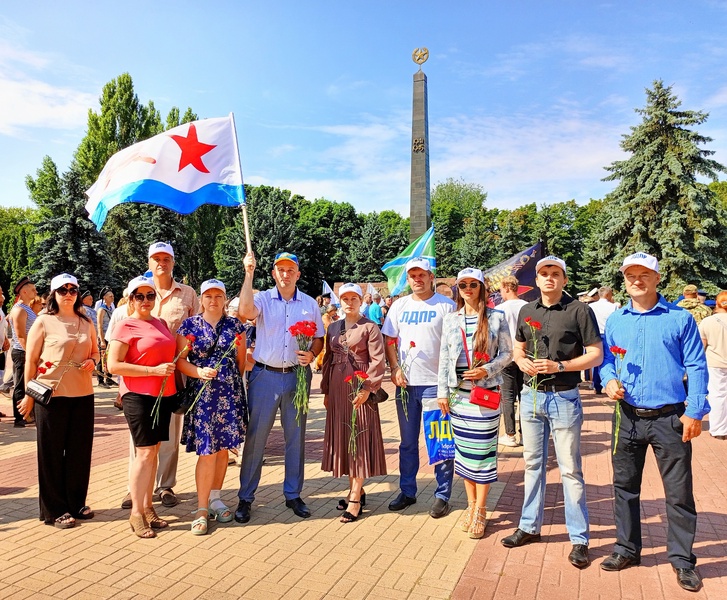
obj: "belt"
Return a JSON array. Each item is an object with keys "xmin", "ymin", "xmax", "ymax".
[
  {"xmin": 538, "ymin": 384, "xmax": 578, "ymax": 392},
  {"xmin": 622, "ymin": 402, "xmax": 684, "ymax": 418},
  {"xmin": 255, "ymin": 362, "xmax": 297, "ymax": 374}
]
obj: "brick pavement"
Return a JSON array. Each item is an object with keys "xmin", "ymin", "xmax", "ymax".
[{"xmin": 1, "ymin": 379, "xmax": 726, "ymax": 599}]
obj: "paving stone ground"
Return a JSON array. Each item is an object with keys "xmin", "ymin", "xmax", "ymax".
[{"xmin": 1, "ymin": 376, "xmax": 725, "ymax": 599}]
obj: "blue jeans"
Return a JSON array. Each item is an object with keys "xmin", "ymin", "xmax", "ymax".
[
  {"xmin": 238, "ymin": 365, "xmax": 309, "ymax": 503},
  {"xmin": 396, "ymin": 385, "xmax": 454, "ymax": 501},
  {"xmin": 519, "ymin": 386, "xmax": 589, "ymax": 545}
]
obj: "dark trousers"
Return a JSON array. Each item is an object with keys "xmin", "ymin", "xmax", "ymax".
[
  {"xmin": 592, "ymin": 334, "xmax": 606, "ymax": 392},
  {"xmin": 612, "ymin": 402, "xmax": 697, "ymax": 568},
  {"xmin": 500, "ymin": 361, "xmax": 523, "ymax": 436},
  {"xmin": 11, "ymin": 348, "xmax": 26, "ymax": 424},
  {"xmin": 35, "ymin": 394, "xmax": 95, "ymax": 523}
]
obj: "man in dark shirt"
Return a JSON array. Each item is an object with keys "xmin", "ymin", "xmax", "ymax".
[{"xmin": 501, "ymin": 256, "xmax": 602, "ymax": 570}]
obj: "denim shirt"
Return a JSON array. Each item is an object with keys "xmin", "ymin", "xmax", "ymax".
[
  {"xmin": 599, "ymin": 294, "xmax": 710, "ymax": 420},
  {"xmin": 437, "ymin": 307, "xmax": 513, "ymax": 399}
]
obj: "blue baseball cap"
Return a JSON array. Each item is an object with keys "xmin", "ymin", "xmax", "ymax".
[{"xmin": 274, "ymin": 252, "xmax": 299, "ymax": 266}]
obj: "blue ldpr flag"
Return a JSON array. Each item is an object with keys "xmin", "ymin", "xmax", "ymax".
[{"xmin": 381, "ymin": 225, "xmax": 436, "ymax": 296}]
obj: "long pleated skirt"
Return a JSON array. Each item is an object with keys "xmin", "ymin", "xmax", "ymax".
[
  {"xmin": 321, "ymin": 362, "xmax": 387, "ymax": 478},
  {"xmin": 450, "ymin": 391, "xmax": 499, "ymax": 484}
]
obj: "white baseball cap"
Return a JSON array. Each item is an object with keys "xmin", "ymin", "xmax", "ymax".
[
  {"xmin": 127, "ymin": 275, "xmax": 156, "ymax": 295},
  {"xmin": 50, "ymin": 273, "xmax": 79, "ymax": 292},
  {"xmin": 535, "ymin": 255, "xmax": 567, "ymax": 274},
  {"xmin": 619, "ymin": 252, "xmax": 659, "ymax": 274},
  {"xmin": 455, "ymin": 267, "xmax": 485, "ymax": 286},
  {"xmin": 338, "ymin": 283, "xmax": 363, "ymax": 298},
  {"xmin": 405, "ymin": 258, "xmax": 433, "ymax": 273},
  {"xmin": 228, "ymin": 296, "xmax": 240, "ymax": 309},
  {"xmin": 148, "ymin": 241, "xmax": 174, "ymax": 259},
  {"xmin": 200, "ymin": 278, "xmax": 226, "ymax": 295}
]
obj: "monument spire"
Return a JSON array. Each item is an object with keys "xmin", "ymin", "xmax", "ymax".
[{"xmin": 409, "ymin": 47, "xmax": 431, "ymax": 242}]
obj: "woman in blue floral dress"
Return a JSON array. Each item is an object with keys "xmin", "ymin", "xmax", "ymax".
[{"xmin": 176, "ymin": 279, "xmax": 247, "ymax": 535}]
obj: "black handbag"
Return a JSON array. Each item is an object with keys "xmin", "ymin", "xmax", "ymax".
[
  {"xmin": 28, "ymin": 320, "xmax": 82, "ymax": 407},
  {"xmin": 25, "ymin": 378, "xmax": 54, "ymax": 406}
]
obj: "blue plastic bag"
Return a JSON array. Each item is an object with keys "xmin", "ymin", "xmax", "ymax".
[{"xmin": 422, "ymin": 397, "xmax": 455, "ymax": 465}]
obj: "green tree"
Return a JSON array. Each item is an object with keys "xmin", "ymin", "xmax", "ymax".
[
  {"xmin": 348, "ymin": 212, "xmax": 391, "ymax": 282},
  {"xmin": 0, "ymin": 207, "xmax": 38, "ymax": 306},
  {"xmin": 596, "ymin": 80, "xmax": 727, "ymax": 297},
  {"xmin": 215, "ymin": 186, "xmax": 306, "ymax": 293},
  {"xmin": 26, "ymin": 158, "xmax": 116, "ymax": 294},
  {"xmin": 535, "ymin": 200, "xmax": 584, "ymax": 291},
  {"xmin": 431, "ymin": 178, "xmax": 487, "ymax": 276},
  {"xmin": 456, "ymin": 207, "xmax": 500, "ymax": 271},
  {"xmin": 494, "ymin": 203, "xmax": 539, "ymax": 263},
  {"xmin": 296, "ymin": 198, "xmax": 362, "ymax": 286}
]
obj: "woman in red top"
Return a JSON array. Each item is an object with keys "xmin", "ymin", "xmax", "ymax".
[{"xmin": 108, "ymin": 276, "xmax": 177, "ymax": 539}]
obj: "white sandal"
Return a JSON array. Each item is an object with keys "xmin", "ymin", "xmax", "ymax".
[{"xmin": 191, "ymin": 507, "xmax": 208, "ymax": 535}]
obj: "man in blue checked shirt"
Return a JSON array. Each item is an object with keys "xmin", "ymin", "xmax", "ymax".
[{"xmin": 599, "ymin": 252, "xmax": 709, "ymax": 593}]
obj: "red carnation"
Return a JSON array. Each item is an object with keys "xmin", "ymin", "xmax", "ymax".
[
  {"xmin": 44, "ymin": 361, "xmax": 53, "ymax": 368},
  {"xmin": 531, "ymin": 321, "xmax": 542, "ymax": 330},
  {"xmin": 344, "ymin": 375, "xmax": 353, "ymax": 383},
  {"xmin": 524, "ymin": 316, "xmax": 532, "ymax": 324},
  {"xmin": 387, "ymin": 339, "xmax": 397, "ymax": 346},
  {"xmin": 474, "ymin": 352, "xmax": 490, "ymax": 363},
  {"xmin": 410, "ymin": 341, "xmax": 416, "ymax": 348},
  {"xmin": 354, "ymin": 370, "xmax": 369, "ymax": 380},
  {"xmin": 37, "ymin": 366, "xmax": 47, "ymax": 374},
  {"xmin": 186, "ymin": 334, "xmax": 196, "ymax": 343}
]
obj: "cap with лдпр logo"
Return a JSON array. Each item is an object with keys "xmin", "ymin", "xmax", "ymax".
[
  {"xmin": 619, "ymin": 252, "xmax": 659, "ymax": 274},
  {"xmin": 148, "ymin": 242, "xmax": 174, "ymax": 259}
]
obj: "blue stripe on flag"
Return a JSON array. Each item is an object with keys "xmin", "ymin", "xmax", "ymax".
[{"xmin": 89, "ymin": 179, "xmax": 245, "ymax": 228}]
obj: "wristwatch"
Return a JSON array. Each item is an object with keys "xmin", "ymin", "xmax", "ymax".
[{"xmin": 557, "ymin": 362, "xmax": 566, "ymax": 373}]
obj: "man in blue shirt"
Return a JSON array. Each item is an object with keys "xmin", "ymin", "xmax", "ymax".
[
  {"xmin": 599, "ymin": 252, "xmax": 709, "ymax": 593},
  {"xmin": 235, "ymin": 251, "xmax": 325, "ymax": 523}
]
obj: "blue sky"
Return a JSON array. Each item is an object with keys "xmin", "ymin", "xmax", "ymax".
[{"xmin": 2, "ymin": 1, "xmax": 727, "ymax": 217}]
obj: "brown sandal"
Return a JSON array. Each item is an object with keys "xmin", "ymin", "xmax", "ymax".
[
  {"xmin": 468, "ymin": 506, "xmax": 487, "ymax": 539},
  {"xmin": 144, "ymin": 507, "xmax": 169, "ymax": 529},
  {"xmin": 129, "ymin": 514, "xmax": 156, "ymax": 538},
  {"xmin": 458, "ymin": 501, "xmax": 476, "ymax": 532}
]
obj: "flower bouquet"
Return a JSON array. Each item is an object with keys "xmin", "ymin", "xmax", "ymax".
[
  {"xmin": 184, "ymin": 333, "xmax": 245, "ymax": 416},
  {"xmin": 391, "ymin": 339, "xmax": 417, "ymax": 420},
  {"xmin": 610, "ymin": 345, "xmax": 627, "ymax": 455},
  {"xmin": 152, "ymin": 334, "xmax": 195, "ymax": 427},
  {"xmin": 524, "ymin": 317, "xmax": 554, "ymax": 416},
  {"xmin": 288, "ymin": 320, "xmax": 318, "ymax": 424},
  {"xmin": 345, "ymin": 370, "xmax": 369, "ymax": 456}
]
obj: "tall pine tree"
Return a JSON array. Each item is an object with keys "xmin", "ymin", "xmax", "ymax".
[
  {"xmin": 26, "ymin": 159, "xmax": 116, "ymax": 294},
  {"xmin": 596, "ymin": 80, "xmax": 727, "ymax": 297}
]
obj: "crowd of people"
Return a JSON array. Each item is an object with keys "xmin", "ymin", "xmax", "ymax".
[{"xmin": 3, "ymin": 243, "xmax": 725, "ymax": 593}]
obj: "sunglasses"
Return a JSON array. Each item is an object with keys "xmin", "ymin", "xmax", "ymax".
[
  {"xmin": 457, "ymin": 282, "xmax": 481, "ymax": 290},
  {"xmin": 132, "ymin": 292, "xmax": 157, "ymax": 302},
  {"xmin": 56, "ymin": 287, "xmax": 79, "ymax": 296}
]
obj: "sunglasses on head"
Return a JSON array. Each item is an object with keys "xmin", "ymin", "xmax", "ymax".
[
  {"xmin": 132, "ymin": 292, "xmax": 157, "ymax": 302},
  {"xmin": 56, "ymin": 286, "xmax": 79, "ymax": 296},
  {"xmin": 457, "ymin": 281, "xmax": 480, "ymax": 290}
]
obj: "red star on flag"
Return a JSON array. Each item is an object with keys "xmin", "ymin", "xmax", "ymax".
[{"xmin": 169, "ymin": 123, "xmax": 217, "ymax": 173}]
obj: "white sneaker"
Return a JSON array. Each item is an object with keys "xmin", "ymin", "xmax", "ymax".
[{"xmin": 498, "ymin": 434, "xmax": 518, "ymax": 447}]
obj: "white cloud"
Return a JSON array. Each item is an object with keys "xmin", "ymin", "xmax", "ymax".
[
  {"xmin": 0, "ymin": 35, "xmax": 95, "ymax": 137},
  {"xmin": 245, "ymin": 105, "xmax": 632, "ymax": 216}
]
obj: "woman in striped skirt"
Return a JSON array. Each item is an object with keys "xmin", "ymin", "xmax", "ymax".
[{"xmin": 437, "ymin": 268, "xmax": 512, "ymax": 538}]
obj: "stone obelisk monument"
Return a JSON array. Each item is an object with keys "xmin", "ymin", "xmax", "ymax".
[{"xmin": 409, "ymin": 47, "xmax": 431, "ymax": 242}]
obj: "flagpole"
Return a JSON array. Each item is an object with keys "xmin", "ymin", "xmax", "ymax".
[{"xmin": 229, "ymin": 112, "xmax": 252, "ymax": 255}]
